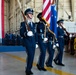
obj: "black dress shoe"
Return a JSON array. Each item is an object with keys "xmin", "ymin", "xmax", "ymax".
[
  {"xmin": 57, "ymin": 63, "xmax": 65, "ymax": 66},
  {"xmin": 36, "ymin": 64, "xmax": 41, "ymax": 70},
  {"xmin": 29, "ymin": 71, "xmax": 33, "ymax": 74},
  {"xmin": 25, "ymin": 71, "xmax": 33, "ymax": 75},
  {"xmin": 46, "ymin": 64, "xmax": 53, "ymax": 68},
  {"xmin": 41, "ymin": 68, "xmax": 47, "ymax": 71},
  {"xmin": 53, "ymin": 59, "xmax": 58, "ymax": 65}
]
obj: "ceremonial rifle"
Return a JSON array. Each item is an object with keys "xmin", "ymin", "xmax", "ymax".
[{"xmin": 17, "ymin": 0, "xmax": 30, "ymax": 31}]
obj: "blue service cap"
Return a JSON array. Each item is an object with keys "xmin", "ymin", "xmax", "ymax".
[
  {"xmin": 24, "ymin": 8, "xmax": 34, "ymax": 15},
  {"xmin": 57, "ymin": 19, "xmax": 64, "ymax": 24},
  {"xmin": 37, "ymin": 12, "xmax": 42, "ymax": 18}
]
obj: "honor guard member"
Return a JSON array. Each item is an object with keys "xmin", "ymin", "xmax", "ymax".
[
  {"xmin": 36, "ymin": 12, "xmax": 47, "ymax": 71},
  {"xmin": 20, "ymin": 8, "xmax": 36, "ymax": 75},
  {"xmin": 46, "ymin": 31, "xmax": 56, "ymax": 68},
  {"xmin": 54, "ymin": 19, "xmax": 65, "ymax": 66}
]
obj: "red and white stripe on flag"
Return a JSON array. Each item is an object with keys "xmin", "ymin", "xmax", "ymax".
[
  {"xmin": 0, "ymin": 0, "xmax": 4, "ymax": 42},
  {"xmin": 42, "ymin": 0, "xmax": 51, "ymax": 27}
]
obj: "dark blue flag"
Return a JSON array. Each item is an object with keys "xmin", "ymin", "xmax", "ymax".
[{"xmin": 50, "ymin": 4, "xmax": 57, "ymax": 37}]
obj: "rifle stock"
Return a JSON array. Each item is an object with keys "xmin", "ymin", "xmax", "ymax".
[
  {"xmin": 60, "ymin": 24, "xmax": 70, "ymax": 35},
  {"xmin": 17, "ymin": 0, "xmax": 30, "ymax": 31},
  {"xmin": 21, "ymin": 10, "xmax": 30, "ymax": 31}
]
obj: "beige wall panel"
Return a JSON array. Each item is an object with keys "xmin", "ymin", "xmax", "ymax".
[
  {"xmin": 58, "ymin": 0, "xmax": 71, "ymax": 20},
  {"xmin": 35, "ymin": 0, "xmax": 43, "ymax": 3},
  {"xmin": 4, "ymin": 0, "xmax": 10, "ymax": 33}
]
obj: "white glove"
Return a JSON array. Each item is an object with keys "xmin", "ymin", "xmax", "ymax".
[
  {"xmin": 53, "ymin": 44, "xmax": 56, "ymax": 49},
  {"xmin": 45, "ymin": 24, "xmax": 47, "ymax": 26},
  {"xmin": 43, "ymin": 38, "xmax": 48, "ymax": 42},
  {"xmin": 36, "ymin": 44, "xmax": 38, "ymax": 48},
  {"xmin": 56, "ymin": 43, "xmax": 59, "ymax": 47},
  {"xmin": 27, "ymin": 31, "xmax": 33, "ymax": 36}
]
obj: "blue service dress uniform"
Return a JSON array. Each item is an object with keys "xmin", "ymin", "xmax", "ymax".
[
  {"xmin": 36, "ymin": 21, "xmax": 47, "ymax": 69},
  {"xmin": 54, "ymin": 26, "xmax": 65, "ymax": 64},
  {"xmin": 20, "ymin": 21, "xmax": 36, "ymax": 72},
  {"xmin": 46, "ymin": 31, "xmax": 55, "ymax": 67},
  {"xmin": 5, "ymin": 33, "xmax": 10, "ymax": 45},
  {"xmin": 12, "ymin": 34, "xmax": 16, "ymax": 45}
]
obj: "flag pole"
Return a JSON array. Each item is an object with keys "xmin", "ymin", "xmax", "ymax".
[{"xmin": 56, "ymin": 0, "xmax": 59, "ymax": 13}]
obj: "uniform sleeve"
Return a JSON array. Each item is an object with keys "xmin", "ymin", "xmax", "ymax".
[
  {"xmin": 57, "ymin": 27, "xmax": 59, "ymax": 39},
  {"xmin": 20, "ymin": 22, "xmax": 27, "ymax": 37},
  {"xmin": 34, "ymin": 22, "xmax": 38, "ymax": 44}
]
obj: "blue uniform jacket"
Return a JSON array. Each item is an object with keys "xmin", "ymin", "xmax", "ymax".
[
  {"xmin": 37, "ymin": 21, "xmax": 45, "ymax": 41},
  {"xmin": 57, "ymin": 26, "xmax": 65, "ymax": 48},
  {"xmin": 20, "ymin": 21, "xmax": 36, "ymax": 47}
]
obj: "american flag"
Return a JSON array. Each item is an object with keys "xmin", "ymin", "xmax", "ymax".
[
  {"xmin": 42, "ymin": 0, "xmax": 57, "ymax": 36},
  {"xmin": 0, "ymin": 0, "xmax": 4, "ymax": 42},
  {"xmin": 42, "ymin": 0, "xmax": 51, "ymax": 26}
]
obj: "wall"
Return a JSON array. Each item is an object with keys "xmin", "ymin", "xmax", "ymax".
[
  {"xmin": 4, "ymin": 0, "xmax": 76, "ymax": 34},
  {"xmin": 4, "ymin": 0, "xmax": 10, "ymax": 34}
]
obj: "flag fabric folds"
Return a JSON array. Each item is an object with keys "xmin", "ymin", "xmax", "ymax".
[
  {"xmin": 42, "ymin": 0, "xmax": 57, "ymax": 37},
  {"xmin": 0, "ymin": 0, "xmax": 4, "ymax": 43},
  {"xmin": 50, "ymin": 4, "xmax": 57, "ymax": 37},
  {"xmin": 42, "ymin": 0, "xmax": 51, "ymax": 26}
]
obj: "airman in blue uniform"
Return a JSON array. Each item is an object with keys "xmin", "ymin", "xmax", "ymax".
[
  {"xmin": 20, "ymin": 8, "xmax": 36, "ymax": 75},
  {"xmin": 36, "ymin": 12, "xmax": 47, "ymax": 71},
  {"xmin": 46, "ymin": 31, "xmax": 56, "ymax": 68},
  {"xmin": 54, "ymin": 19, "xmax": 65, "ymax": 66}
]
